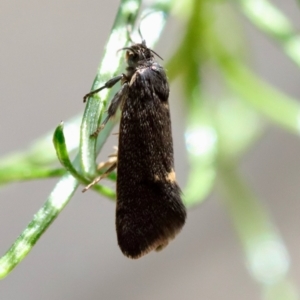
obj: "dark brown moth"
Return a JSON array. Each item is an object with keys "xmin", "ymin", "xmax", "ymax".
[{"xmin": 83, "ymin": 39, "xmax": 186, "ymax": 259}]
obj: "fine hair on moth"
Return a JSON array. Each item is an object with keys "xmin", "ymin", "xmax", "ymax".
[{"xmin": 82, "ymin": 30, "xmax": 186, "ymax": 259}]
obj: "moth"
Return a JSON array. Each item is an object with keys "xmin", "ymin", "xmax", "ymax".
[{"xmin": 83, "ymin": 39, "xmax": 186, "ymax": 259}]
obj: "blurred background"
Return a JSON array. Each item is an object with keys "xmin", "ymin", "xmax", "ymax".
[{"xmin": 0, "ymin": 0, "xmax": 300, "ymax": 299}]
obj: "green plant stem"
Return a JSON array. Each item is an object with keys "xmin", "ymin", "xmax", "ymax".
[
  {"xmin": 80, "ymin": 0, "xmax": 142, "ymax": 177},
  {"xmin": 0, "ymin": 123, "xmax": 116, "ymax": 279}
]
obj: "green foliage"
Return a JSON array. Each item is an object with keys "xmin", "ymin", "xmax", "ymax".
[{"xmin": 0, "ymin": 1, "xmax": 299, "ymax": 299}]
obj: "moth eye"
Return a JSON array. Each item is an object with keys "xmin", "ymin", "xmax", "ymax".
[
  {"xmin": 131, "ymin": 53, "xmax": 139, "ymax": 60},
  {"xmin": 127, "ymin": 52, "xmax": 139, "ymax": 65}
]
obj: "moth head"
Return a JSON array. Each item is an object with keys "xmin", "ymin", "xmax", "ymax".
[{"xmin": 119, "ymin": 41, "xmax": 163, "ymax": 68}]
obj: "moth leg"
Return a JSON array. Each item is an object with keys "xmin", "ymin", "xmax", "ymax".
[
  {"xmin": 82, "ymin": 148, "xmax": 118, "ymax": 192},
  {"xmin": 83, "ymin": 74, "xmax": 124, "ymax": 103},
  {"xmin": 82, "ymin": 162, "xmax": 117, "ymax": 192},
  {"xmin": 91, "ymin": 83, "xmax": 129, "ymax": 137},
  {"xmin": 96, "ymin": 147, "xmax": 118, "ymax": 170}
]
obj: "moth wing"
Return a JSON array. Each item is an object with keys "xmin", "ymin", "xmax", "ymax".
[{"xmin": 116, "ymin": 65, "xmax": 186, "ymax": 258}]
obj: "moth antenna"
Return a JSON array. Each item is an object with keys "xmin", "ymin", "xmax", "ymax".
[
  {"xmin": 125, "ymin": 14, "xmax": 136, "ymax": 43},
  {"xmin": 126, "ymin": 24, "xmax": 135, "ymax": 43},
  {"xmin": 150, "ymin": 49, "xmax": 163, "ymax": 60},
  {"xmin": 137, "ymin": 25, "xmax": 146, "ymax": 45},
  {"xmin": 117, "ymin": 47, "xmax": 138, "ymax": 55},
  {"xmin": 138, "ymin": 10, "xmax": 163, "ymax": 45}
]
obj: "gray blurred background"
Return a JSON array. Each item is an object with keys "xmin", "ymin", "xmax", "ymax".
[{"xmin": 1, "ymin": 1, "xmax": 300, "ymax": 299}]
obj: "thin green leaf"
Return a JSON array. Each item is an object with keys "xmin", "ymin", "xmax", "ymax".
[
  {"xmin": 53, "ymin": 122, "xmax": 116, "ymax": 185},
  {"xmin": 218, "ymin": 165, "xmax": 298, "ymax": 300},
  {"xmin": 220, "ymin": 58, "xmax": 300, "ymax": 134},
  {"xmin": 238, "ymin": 0, "xmax": 300, "ymax": 67},
  {"xmin": 214, "ymin": 96, "xmax": 264, "ymax": 161},
  {"xmin": 53, "ymin": 122, "xmax": 78, "ymax": 174},
  {"xmin": 0, "ymin": 172, "xmax": 78, "ymax": 279},
  {"xmin": 0, "ymin": 129, "xmax": 116, "ymax": 279},
  {"xmin": 0, "ymin": 167, "xmax": 65, "ymax": 184},
  {"xmin": 167, "ymin": 0, "xmax": 218, "ymax": 206},
  {"xmin": 0, "ymin": 116, "xmax": 81, "ymax": 186},
  {"xmin": 183, "ymin": 102, "xmax": 218, "ymax": 207}
]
